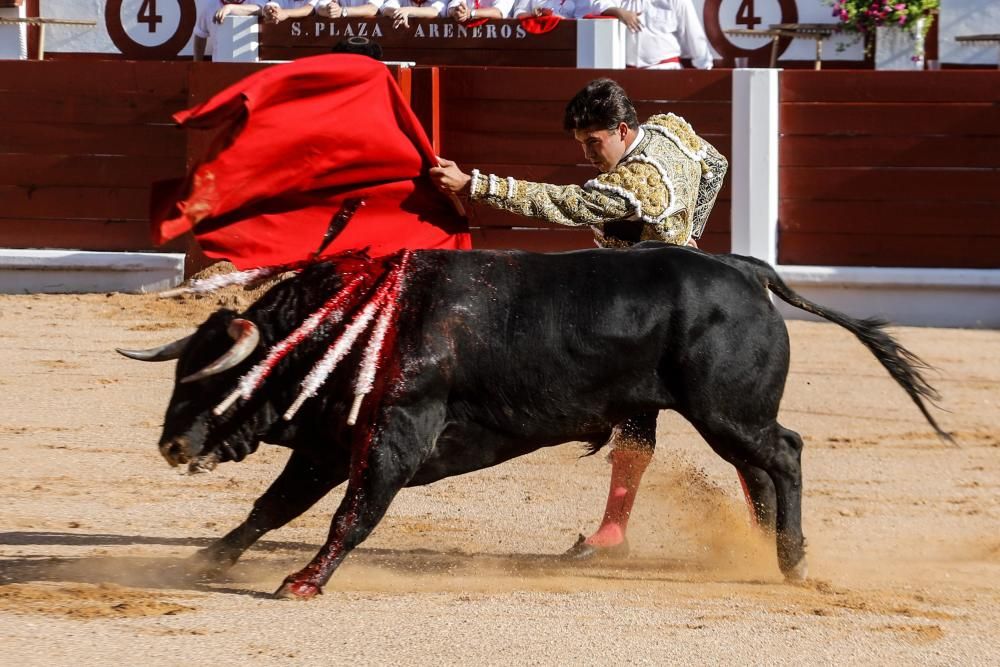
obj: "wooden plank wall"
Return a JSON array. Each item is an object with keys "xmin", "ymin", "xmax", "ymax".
[
  {"xmin": 779, "ymin": 71, "xmax": 1000, "ymax": 268},
  {"xmin": 438, "ymin": 67, "xmax": 733, "ymax": 254},
  {"xmin": 0, "ymin": 60, "xmax": 412, "ymax": 269},
  {"xmin": 0, "ymin": 60, "xmax": 189, "ymax": 253}
]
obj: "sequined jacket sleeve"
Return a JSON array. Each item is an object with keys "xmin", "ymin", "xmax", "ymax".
[
  {"xmin": 468, "ymin": 113, "xmax": 725, "ymax": 245},
  {"xmin": 467, "ymin": 172, "xmax": 633, "ymax": 228}
]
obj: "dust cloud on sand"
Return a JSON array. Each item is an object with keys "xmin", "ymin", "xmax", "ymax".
[{"xmin": 1, "ymin": 289, "xmax": 998, "ymax": 664}]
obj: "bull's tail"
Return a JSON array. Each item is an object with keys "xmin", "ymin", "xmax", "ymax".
[{"xmin": 729, "ymin": 255, "xmax": 951, "ymax": 442}]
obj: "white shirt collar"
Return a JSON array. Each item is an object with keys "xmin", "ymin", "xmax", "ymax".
[{"xmin": 622, "ymin": 126, "xmax": 645, "ymax": 161}]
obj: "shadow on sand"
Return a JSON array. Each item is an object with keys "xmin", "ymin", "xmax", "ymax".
[{"xmin": 0, "ymin": 530, "xmax": 765, "ymax": 598}]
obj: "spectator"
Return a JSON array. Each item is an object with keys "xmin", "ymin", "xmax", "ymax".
[
  {"xmin": 193, "ymin": 0, "xmax": 264, "ymax": 61},
  {"xmin": 448, "ymin": 0, "xmax": 513, "ymax": 22},
  {"xmin": 511, "ymin": 0, "xmax": 613, "ymax": 19},
  {"xmin": 610, "ymin": 0, "xmax": 714, "ymax": 69},
  {"xmin": 262, "ymin": 0, "xmax": 321, "ymax": 23},
  {"xmin": 381, "ymin": 0, "xmax": 445, "ymax": 29},
  {"xmin": 316, "ymin": 0, "xmax": 383, "ymax": 17}
]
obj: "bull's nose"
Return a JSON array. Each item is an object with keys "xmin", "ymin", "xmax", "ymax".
[{"xmin": 159, "ymin": 437, "xmax": 191, "ymax": 467}]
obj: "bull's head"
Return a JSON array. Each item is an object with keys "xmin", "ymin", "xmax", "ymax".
[{"xmin": 117, "ymin": 311, "xmax": 267, "ymax": 473}]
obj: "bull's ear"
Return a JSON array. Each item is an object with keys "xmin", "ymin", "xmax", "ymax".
[{"xmin": 116, "ymin": 334, "xmax": 194, "ymax": 362}]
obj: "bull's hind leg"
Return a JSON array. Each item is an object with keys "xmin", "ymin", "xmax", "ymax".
[
  {"xmin": 692, "ymin": 419, "xmax": 807, "ymax": 581},
  {"xmin": 275, "ymin": 403, "xmax": 443, "ymax": 600},
  {"xmin": 191, "ymin": 449, "xmax": 347, "ymax": 578},
  {"xmin": 735, "ymin": 464, "xmax": 777, "ymax": 532},
  {"xmin": 770, "ymin": 426, "xmax": 807, "ymax": 580}
]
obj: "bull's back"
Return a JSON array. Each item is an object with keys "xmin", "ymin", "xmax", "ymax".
[{"xmin": 404, "ymin": 246, "xmax": 780, "ymax": 435}]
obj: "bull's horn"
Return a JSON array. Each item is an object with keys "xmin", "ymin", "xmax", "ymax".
[
  {"xmin": 116, "ymin": 334, "xmax": 194, "ymax": 362},
  {"xmin": 180, "ymin": 318, "xmax": 260, "ymax": 384}
]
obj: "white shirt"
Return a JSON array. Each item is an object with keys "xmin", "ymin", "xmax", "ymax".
[
  {"xmin": 616, "ymin": 0, "xmax": 713, "ymax": 69},
  {"xmin": 511, "ymin": 0, "xmax": 613, "ymax": 19},
  {"xmin": 317, "ymin": 0, "xmax": 385, "ymax": 8},
  {"xmin": 193, "ymin": 0, "xmax": 235, "ymax": 56},
  {"xmin": 382, "ymin": 0, "xmax": 447, "ymax": 14},
  {"xmin": 273, "ymin": 0, "xmax": 320, "ymax": 8},
  {"xmin": 447, "ymin": 0, "xmax": 515, "ymax": 17}
]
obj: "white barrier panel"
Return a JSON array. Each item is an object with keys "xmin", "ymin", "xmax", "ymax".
[
  {"xmin": 214, "ymin": 15, "xmax": 260, "ymax": 62},
  {"xmin": 730, "ymin": 67, "xmax": 779, "ymax": 266},
  {"xmin": 0, "ymin": 5, "xmax": 28, "ymax": 60},
  {"xmin": 0, "ymin": 250, "xmax": 185, "ymax": 294},
  {"xmin": 576, "ymin": 18, "xmax": 625, "ymax": 69},
  {"xmin": 776, "ymin": 266, "xmax": 1000, "ymax": 329}
]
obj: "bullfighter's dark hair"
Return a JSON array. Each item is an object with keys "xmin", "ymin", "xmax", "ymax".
[{"xmin": 563, "ymin": 79, "xmax": 639, "ymax": 132}]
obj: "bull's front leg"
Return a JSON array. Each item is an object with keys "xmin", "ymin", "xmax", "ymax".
[
  {"xmin": 190, "ymin": 449, "xmax": 347, "ymax": 579},
  {"xmin": 275, "ymin": 404, "xmax": 439, "ymax": 599}
]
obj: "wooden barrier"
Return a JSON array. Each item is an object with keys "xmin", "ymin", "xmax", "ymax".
[
  {"xmin": 260, "ymin": 17, "xmax": 576, "ymax": 67},
  {"xmin": 437, "ymin": 67, "xmax": 733, "ymax": 254},
  {"xmin": 0, "ymin": 60, "xmax": 188, "ymax": 254},
  {"xmin": 1, "ymin": 61, "xmax": 996, "ymax": 277},
  {"xmin": 779, "ymin": 71, "xmax": 1000, "ymax": 268},
  {"xmin": 0, "ymin": 59, "xmax": 411, "ymax": 270}
]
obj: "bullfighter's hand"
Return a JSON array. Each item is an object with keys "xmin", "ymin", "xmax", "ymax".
[
  {"xmin": 430, "ymin": 158, "xmax": 472, "ymax": 195},
  {"xmin": 451, "ymin": 3, "xmax": 471, "ymax": 22}
]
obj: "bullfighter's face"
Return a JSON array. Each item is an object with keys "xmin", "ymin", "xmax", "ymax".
[{"xmin": 574, "ymin": 123, "xmax": 630, "ymax": 173}]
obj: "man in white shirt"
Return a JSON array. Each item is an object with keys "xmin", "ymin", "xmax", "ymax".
[
  {"xmin": 262, "ymin": 0, "xmax": 322, "ymax": 23},
  {"xmin": 613, "ymin": 0, "xmax": 713, "ymax": 69},
  {"xmin": 316, "ymin": 0, "xmax": 384, "ymax": 18},
  {"xmin": 511, "ymin": 0, "xmax": 613, "ymax": 19},
  {"xmin": 381, "ymin": 0, "xmax": 446, "ymax": 28},
  {"xmin": 447, "ymin": 0, "xmax": 514, "ymax": 22}
]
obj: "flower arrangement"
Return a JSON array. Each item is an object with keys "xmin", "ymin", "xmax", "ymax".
[{"xmin": 827, "ymin": 0, "xmax": 938, "ymax": 55}]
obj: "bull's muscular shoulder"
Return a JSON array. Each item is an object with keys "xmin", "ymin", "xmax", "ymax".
[
  {"xmin": 587, "ymin": 160, "xmax": 674, "ymax": 222},
  {"xmin": 643, "ymin": 113, "xmax": 708, "ymax": 161}
]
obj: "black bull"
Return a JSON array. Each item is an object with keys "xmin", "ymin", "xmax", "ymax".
[{"xmin": 120, "ymin": 245, "xmax": 946, "ymax": 599}]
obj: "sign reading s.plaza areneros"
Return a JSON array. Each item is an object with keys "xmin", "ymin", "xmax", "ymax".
[
  {"xmin": 289, "ymin": 19, "xmax": 530, "ymax": 40},
  {"xmin": 262, "ymin": 17, "xmax": 574, "ymax": 65}
]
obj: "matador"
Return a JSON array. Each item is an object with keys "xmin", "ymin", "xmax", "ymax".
[{"xmin": 431, "ymin": 78, "xmax": 728, "ymax": 559}]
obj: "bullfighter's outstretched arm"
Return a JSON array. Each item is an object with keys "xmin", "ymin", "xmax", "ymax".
[{"xmin": 466, "ymin": 160, "xmax": 691, "ymax": 245}]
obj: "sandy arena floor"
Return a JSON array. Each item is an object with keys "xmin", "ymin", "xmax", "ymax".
[{"xmin": 1, "ymin": 287, "xmax": 998, "ymax": 665}]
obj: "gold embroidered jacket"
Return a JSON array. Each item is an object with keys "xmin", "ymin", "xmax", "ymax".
[{"xmin": 469, "ymin": 113, "xmax": 727, "ymax": 247}]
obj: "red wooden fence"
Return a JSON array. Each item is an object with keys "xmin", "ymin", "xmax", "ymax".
[
  {"xmin": 0, "ymin": 60, "xmax": 189, "ymax": 254},
  {"xmin": 438, "ymin": 67, "xmax": 733, "ymax": 254},
  {"xmin": 779, "ymin": 71, "xmax": 1000, "ymax": 268},
  {"xmin": 2, "ymin": 61, "xmax": 996, "ymax": 273}
]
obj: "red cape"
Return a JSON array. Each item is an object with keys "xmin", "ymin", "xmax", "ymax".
[{"xmin": 152, "ymin": 54, "xmax": 470, "ymax": 269}]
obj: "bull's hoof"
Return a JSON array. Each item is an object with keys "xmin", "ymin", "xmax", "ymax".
[
  {"xmin": 274, "ymin": 580, "xmax": 322, "ymax": 600},
  {"xmin": 561, "ymin": 534, "xmax": 630, "ymax": 562},
  {"xmin": 186, "ymin": 549, "xmax": 234, "ymax": 581},
  {"xmin": 781, "ymin": 556, "xmax": 808, "ymax": 583}
]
